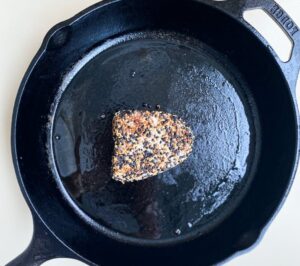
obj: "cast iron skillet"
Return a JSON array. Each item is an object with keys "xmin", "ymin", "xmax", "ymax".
[{"xmin": 8, "ymin": 0, "xmax": 300, "ymax": 265}]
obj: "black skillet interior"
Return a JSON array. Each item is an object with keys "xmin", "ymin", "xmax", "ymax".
[
  {"xmin": 53, "ymin": 30, "xmax": 259, "ymax": 242},
  {"xmin": 12, "ymin": 0, "xmax": 299, "ymax": 265}
]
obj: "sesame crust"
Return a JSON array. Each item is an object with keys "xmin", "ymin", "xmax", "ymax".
[{"xmin": 112, "ymin": 110, "xmax": 194, "ymax": 183}]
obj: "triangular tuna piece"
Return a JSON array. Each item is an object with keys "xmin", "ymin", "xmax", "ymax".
[{"xmin": 112, "ymin": 110, "xmax": 194, "ymax": 183}]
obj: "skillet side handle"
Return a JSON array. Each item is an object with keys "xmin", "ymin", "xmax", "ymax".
[
  {"xmin": 246, "ymin": 0, "xmax": 300, "ymax": 91},
  {"xmin": 209, "ymin": 0, "xmax": 300, "ymax": 91},
  {"xmin": 6, "ymin": 215, "xmax": 77, "ymax": 266}
]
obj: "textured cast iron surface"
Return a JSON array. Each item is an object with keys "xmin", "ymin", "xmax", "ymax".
[{"xmin": 53, "ymin": 31, "xmax": 257, "ymax": 241}]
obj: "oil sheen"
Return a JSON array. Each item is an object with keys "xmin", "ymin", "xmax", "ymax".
[{"xmin": 52, "ymin": 32, "xmax": 259, "ymax": 241}]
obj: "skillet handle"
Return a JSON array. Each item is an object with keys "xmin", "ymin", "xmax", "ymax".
[
  {"xmin": 209, "ymin": 0, "xmax": 300, "ymax": 90},
  {"xmin": 6, "ymin": 215, "xmax": 78, "ymax": 266}
]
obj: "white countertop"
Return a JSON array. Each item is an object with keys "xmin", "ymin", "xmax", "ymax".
[{"xmin": 1, "ymin": 0, "xmax": 300, "ymax": 265}]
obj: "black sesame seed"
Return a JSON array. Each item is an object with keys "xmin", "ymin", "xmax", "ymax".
[{"xmin": 145, "ymin": 151, "xmax": 153, "ymax": 158}]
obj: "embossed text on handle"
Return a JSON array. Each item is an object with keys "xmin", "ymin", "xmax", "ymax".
[{"xmin": 270, "ymin": 4, "xmax": 299, "ymax": 37}]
